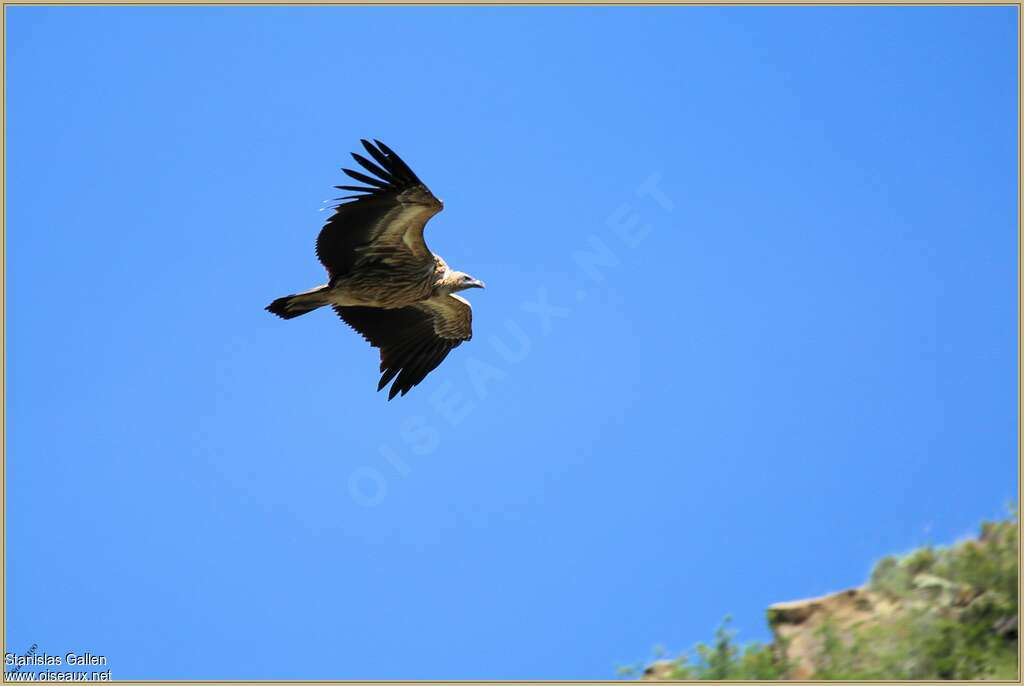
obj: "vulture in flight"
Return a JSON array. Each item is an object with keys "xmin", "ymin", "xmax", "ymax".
[{"xmin": 266, "ymin": 139, "xmax": 485, "ymax": 400}]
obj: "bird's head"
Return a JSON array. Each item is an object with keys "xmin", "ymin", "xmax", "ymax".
[{"xmin": 448, "ymin": 271, "xmax": 486, "ymax": 293}]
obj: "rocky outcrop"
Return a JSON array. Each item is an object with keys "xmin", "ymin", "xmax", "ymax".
[
  {"xmin": 767, "ymin": 587, "xmax": 899, "ymax": 678},
  {"xmin": 635, "ymin": 515, "xmax": 1017, "ymax": 680},
  {"xmin": 766, "ymin": 550, "xmax": 1017, "ymax": 678},
  {"xmin": 640, "ymin": 660, "xmax": 678, "ymax": 681}
]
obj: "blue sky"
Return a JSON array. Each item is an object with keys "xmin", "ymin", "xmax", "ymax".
[{"xmin": 6, "ymin": 6, "xmax": 1017, "ymax": 680}]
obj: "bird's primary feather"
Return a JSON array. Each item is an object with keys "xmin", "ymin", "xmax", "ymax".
[{"xmin": 334, "ymin": 295, "xmax": 472, "ymax": 399}]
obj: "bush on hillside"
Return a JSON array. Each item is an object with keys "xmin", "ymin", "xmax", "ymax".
[{"xmin": 621, "ymin": 507, "xmax": 1018, "ymax": 681}]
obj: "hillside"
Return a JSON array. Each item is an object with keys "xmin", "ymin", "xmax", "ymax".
[{"xmin": 623, "ymin": 509, "xmax": 1018, "ymax": 680}]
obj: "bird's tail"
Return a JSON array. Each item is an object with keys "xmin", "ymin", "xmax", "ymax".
[{"xmin": 266, "ymin": 285, "xmax": 330, "ymax": 320}]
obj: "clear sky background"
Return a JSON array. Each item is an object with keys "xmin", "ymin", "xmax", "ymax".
[{"xmin": 6, "ymin": 6, "xmax": 1018, "ymax": 680}]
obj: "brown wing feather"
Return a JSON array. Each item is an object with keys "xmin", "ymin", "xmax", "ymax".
[
  {"xmin": 316, "ymin": 139, "xmax": 443, "ymax": 280},
  {"xmin": 334, "ymin": 295, "xmax": 473, "ymax": 400}
]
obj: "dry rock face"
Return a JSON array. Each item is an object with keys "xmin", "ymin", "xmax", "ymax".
[
  {"xmin": 640, "ymin": 660, "xmax": 678, "ymax": 681},
  {"xmin": 767, "ymin": 587, "xmax": 899, "ymax": 679}
]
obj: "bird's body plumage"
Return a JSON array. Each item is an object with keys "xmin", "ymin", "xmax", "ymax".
[{"xmin": 266, "ymin": 140, "xmax": 484, "ymax": 399}]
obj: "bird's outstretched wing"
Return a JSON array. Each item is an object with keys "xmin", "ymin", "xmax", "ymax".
[
  {"xmin": 317, "ymin": 139, "xmax": 443, "ymax": 280},
  {"xmin": 335, "ymin": 295, "xmax": 473, "ymax": 399}
]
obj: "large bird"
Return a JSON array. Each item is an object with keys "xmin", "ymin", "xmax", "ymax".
[{"xmin": 266, "ymin": 139, "xmax": 485, "ymax": 400}]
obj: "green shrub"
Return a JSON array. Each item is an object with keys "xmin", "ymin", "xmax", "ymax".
[
  {"xmin": 816, "ymin": 507, "xmax": 1019, "ymax": 680},
  {"xmin": 617, "ymin": 617, "xmax": 790, "ymax": 680}
]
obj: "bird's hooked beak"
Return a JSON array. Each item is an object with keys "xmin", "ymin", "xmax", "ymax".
[{"xmin": 468, "ymin": 278, "xmax": 486, "ymax": 290}]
